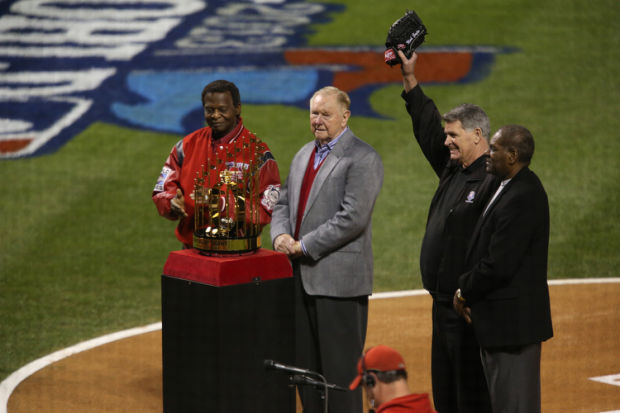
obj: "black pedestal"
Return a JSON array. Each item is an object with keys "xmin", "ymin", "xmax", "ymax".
[{"xmin": 161, "ymin": 273, "xmax": 295, "ymax": 413}]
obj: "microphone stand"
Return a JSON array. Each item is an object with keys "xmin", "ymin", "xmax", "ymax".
[
  {"xmin": 289, "ymin": 374, "xmax": 348, "ymax": 413},
  {"xmin": 264, "ymin": 360, "xmax": 347, "ymax": 413}
]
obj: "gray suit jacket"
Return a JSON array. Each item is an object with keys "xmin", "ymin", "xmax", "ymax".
[{"xmin": 271, "ymin": 128, "xmax": 383, "ymax": 297}]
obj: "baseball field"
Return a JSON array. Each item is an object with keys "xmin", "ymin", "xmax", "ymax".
[
  {"xmin": 3, "ymin": 281, "xmax": 620, "ymax": 412},
  {"xmin": 0, "ymin": 0, "xmax": 618, "ymax": 411}
]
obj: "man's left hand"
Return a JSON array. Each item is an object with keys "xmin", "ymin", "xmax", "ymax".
[
  {"xmin": 453, "ymin": 289, "xmax": 472, "ymax": 324},
  {"xmin": 288, "ymin": 241, "xmax": 303, "ymax": 259}
]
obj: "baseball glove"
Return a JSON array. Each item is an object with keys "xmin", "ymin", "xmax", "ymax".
[{"xmin": 384, "ymin": 10, "xmax": 427, "ymax": 66}]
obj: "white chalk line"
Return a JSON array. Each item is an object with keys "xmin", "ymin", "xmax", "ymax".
[
  {"xmin": 1, "ymin": 277, "xmax": 619, "ymax": 413},
  {"xmin": 0, "ymin": 322, "xmax": 161, "ymax": 413}
]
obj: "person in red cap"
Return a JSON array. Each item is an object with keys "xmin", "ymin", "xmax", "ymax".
[{"xmin": 349, "ymin": 345, "xmax": 435, "ymax": 413}]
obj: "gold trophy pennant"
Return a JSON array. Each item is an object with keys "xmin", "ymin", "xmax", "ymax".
[{"xmin": 192, "ymin": 136, "xmax": 264, "ymax": 254}]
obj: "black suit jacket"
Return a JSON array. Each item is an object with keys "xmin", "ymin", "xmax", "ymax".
[{"xmin": 459, "ymin": 167, "xmax": 553, "ymax": 349}]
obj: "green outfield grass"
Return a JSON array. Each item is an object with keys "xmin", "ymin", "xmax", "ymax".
[{"xmin": 1, "ymin": 0, "xmax": 618, "ymax": 381}]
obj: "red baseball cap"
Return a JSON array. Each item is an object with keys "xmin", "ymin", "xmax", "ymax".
[{"xmin": 349, "ymin": 345, "xmax": 407, "ymax": 390}]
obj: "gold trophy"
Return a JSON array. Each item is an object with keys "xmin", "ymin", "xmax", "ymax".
[{"xmin": 192, "ymin": 136, "xmax": 265, "ymax": 254}]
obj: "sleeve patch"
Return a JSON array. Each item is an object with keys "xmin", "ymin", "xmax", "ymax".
[
  {"xmin": 261, "ymin": 184, "xmax": 280, "ymax": 211},
  {"xmin": 154, "ymin": 166, "xmax": 172, "ymax": 192}
]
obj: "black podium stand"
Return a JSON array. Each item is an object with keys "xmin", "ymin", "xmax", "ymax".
[{"xmin": 161, "ymin": 248, "xmax": 295, "ymax": 413}]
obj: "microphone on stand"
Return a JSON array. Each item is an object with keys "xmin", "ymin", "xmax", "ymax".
[
  {"xmin": 264, "ymin": 359, "xmax": 347, "ymax": 413},
  {"xmin": 263, "ymin": 359, "xmax": 314, "ymax": 376}
]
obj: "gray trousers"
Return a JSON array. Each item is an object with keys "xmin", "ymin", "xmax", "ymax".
[
  {"xmin": 480, "ymin": 342, "xmax": 542, "ymax": 413},
  {"xmin": 293, "ymin": 265, "xmax": 368, "ymax": 413}
]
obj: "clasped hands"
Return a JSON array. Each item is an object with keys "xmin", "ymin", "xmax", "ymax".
[{"xmin": 274, "ymin": 233, "xmax": 303, "ymax": 259}]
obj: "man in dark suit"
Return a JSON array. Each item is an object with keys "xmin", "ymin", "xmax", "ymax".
[
  {"xmin": 271, "ymin": 86, "xmax": 383, "ymax": 412},
  {"xmin": 454, "ymin": 124, "xmax": 554, "ymax": 413}
]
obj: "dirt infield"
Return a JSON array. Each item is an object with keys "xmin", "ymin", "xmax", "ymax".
[{"xmin": 6, "ymin": 281, "xmax": 620, "ymax": 412}]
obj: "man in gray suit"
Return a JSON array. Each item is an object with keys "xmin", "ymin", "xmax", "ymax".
[{"xmin": 271, "ymin": 86, "xmax": 383, "ymax": 413}]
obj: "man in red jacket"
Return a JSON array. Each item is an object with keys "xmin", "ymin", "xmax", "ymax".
[
  {"xmin": 152, "ymin": 79, "xmax": 280, "ymax": 248},
  {"xmin": 350, "ymin": 345, "xmax": 435, "ymax": 413}
]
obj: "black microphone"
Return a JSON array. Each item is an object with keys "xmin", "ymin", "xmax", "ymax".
[{"xmin": 264, "ymin": 359, "xmax": 313, "ymax": 375}]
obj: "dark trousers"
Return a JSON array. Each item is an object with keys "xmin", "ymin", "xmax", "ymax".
[
  {"xmin": 431, "ymin": 300, "xmax": 492, "ymax": 413},
  {"xmin": 481, "ymin": 343, "xmax": 542, "ymax": 413},
  {"xmin": 293, "ymin": 266, "xmax": 368, "ymax": 413}
]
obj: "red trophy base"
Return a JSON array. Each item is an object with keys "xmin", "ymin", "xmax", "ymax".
[{"xmin": 161, "ymin": 248, "xmax": 294, "ymax": 413}]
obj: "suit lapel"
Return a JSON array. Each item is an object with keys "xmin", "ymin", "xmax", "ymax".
[
  {"xmin": 302, "ymin": 130, "xmax": 352, "ymax": 220},
  {"xmin": 465, "ymin": 168, "xmax": 529, "ymax": 260},
  {"xmin": 466, "ymin": 215, "xmax": 485, "ymax": 261},
  {"xmin": 466, "ymin": 180, "xmax": 510, "ymax": 260},
  {"xmin": 289, "ymin": 142, "xmax": 315, "ymax": 227}
]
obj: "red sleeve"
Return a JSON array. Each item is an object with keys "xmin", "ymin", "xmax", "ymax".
[
  {"xmin": 256, "ymin": 157, "xmax": 281, "ymax": 225},
  {"xmin": 152, "ymin": 142, "xmax": 182, "ymax": 220}
]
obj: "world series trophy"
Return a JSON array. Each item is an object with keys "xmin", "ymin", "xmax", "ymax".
[{"xmin": 192, "ymin": 136, "xmax": 267, "ymax": 255}]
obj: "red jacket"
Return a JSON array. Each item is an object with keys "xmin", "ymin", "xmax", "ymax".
[
  {"xmin": 152, "ymin": 120, "xmax": 280, "ymax": 246},
  {"xmin": 376, "ymin": 393, "xmax": 435, "ymax": 413}
]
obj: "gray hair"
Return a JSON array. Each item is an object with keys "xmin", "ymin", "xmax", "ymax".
[
  {"xmin": 443, "ymin": 103, "xmax": 490, "ymax": 139},
  {"xmin": 310, "ymin": 86, "xmax": 351, "ymax": 111}
]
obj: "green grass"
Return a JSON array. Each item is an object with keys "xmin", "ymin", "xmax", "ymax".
[
  {"xmin": 0, "ymin": 124, "xmax": 179, "ymax": 378},
  {"xmin": 1, "ymin": 0, "xmax": 619, "ymax": 382}
]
